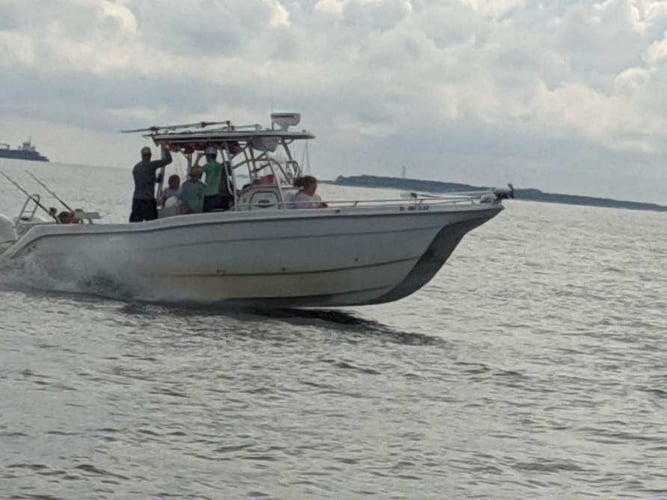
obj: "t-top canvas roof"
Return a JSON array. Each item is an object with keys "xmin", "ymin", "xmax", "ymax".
[
  {"xmin": 122, "ymin": 114, "xmax": 315, "ymax": 153},
  {"xmin": 151, "ymin": 128, "xmax": 315, "ymax": 146}
]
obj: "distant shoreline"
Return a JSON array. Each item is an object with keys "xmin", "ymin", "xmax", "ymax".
[{"xmin": 332, "ymin": 175, "xmax": 667, "ymax": 213}]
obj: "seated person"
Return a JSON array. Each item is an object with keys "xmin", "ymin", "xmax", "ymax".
[
  {"xmin": 160, "ymin": 175, "xmax": 181, "ymax": 207},
  {"xmin": 57, "ymin": 211, "xmax": 80, "ymax": 224},
  {"xmin": 178, "ymin": 167, "xmax": 206, "ymax": 214},
  {"xmin": 259, "ymin": 174, "xmax": 276, "ymax": 185},
  {"xmin": 159, "ymin": 175, "xmax": 181, "ymax": 218},
  {"xmin": 290, "ymin": 176, "xmax": 328, "ymax": 209},
  {"xmin": 192, "ymin": 147, "xmax": 234, "ymax": 211}
]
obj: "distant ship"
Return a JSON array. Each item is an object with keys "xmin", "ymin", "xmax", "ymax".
[{"xmin": 0, "ymin": 139, "xmax": 49, "ymax": 162}]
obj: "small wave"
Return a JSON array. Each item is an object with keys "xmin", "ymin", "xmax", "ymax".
[
  {"xmin": 514, "ymin": 459, "xmax": 586, "ymax": 473},
  {"xmin": 74, "ymin": 464, "xmax": 129, "ymax": 480},
  {"xmin": 6, "ymin": 463, "xmax": 50, "ymax": 471},
  {"xmin": 320, "ymin": 358, "xmax": 383, "ymax": 375},
  {"xmin": 215, "ymin": 444, "xmax": 253, "ymax": 454},
  {"xmin": 0, "ymin": 431, "xmax": 29, "ymax": 438}
]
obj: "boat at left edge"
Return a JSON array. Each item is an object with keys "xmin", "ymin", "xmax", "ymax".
[
  {"xmin": 0, "ymin": 139, "xmax": 49, "ymax": 162},
  {"xmin": 0, "ymin": 113, "xmax": 512, "ymax": 308}
]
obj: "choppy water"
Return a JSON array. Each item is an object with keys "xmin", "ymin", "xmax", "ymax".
[{"xmin": 1, "ymin": 161, "xmax": 666, "ymax": 498}]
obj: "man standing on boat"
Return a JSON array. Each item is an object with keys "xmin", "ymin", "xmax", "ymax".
[
  {"xmin": 201, "ymin": 146, "xmax": 225, "ymax": 212},
  {"xmin": 130, "ymin": 145, "xmax": 172, "ymax": 222}
]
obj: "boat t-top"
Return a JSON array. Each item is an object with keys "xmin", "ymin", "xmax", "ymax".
[{"xmin": 0, "ymin": 113, "xmax": 511, "ymax": 307}]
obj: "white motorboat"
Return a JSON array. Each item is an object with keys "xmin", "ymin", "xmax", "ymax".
[{"xmin": 0, "ymin": 114, "xmax": 511, "ymax": 307}]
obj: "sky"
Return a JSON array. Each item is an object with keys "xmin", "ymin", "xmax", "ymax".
[{"xmin": 0, "ymin": 0, "xmax": 666, "ymax": 203}]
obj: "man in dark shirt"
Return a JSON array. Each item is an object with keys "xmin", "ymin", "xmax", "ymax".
[{"xmin": 129, "ymin": 145, "xmax": 172, "ymax": 222}]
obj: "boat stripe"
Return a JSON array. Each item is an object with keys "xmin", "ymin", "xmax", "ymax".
[
  {"xmin": 136, "ymin": 224, "xmax": 445, "ymax": 252},
  {"xmin": 13, "ymin": 224, "xmax": 446, "ymax": 258},
  {"xmin": 218, "ymin": 284, "xmax": 394, "ymax": 302},
  {"xmin": 142, "ymin": 256, "xmax": 420, "ymax": 278}
]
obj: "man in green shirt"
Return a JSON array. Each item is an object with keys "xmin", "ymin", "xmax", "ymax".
[
  {"xmin": 202, "ymin": 146, "xmax": 226, "ymax": 212},
  {"xmin": 179, "ymin": 166, "xmax": 206, "ymax": 214}
]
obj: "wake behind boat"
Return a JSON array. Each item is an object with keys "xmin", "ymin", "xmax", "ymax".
[{"xmin": 0, "ymin": 114, "xmax": 511, "ymax": 307}]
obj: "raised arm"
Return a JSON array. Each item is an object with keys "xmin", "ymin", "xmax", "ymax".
[
  {"xmin": 191, "ymin": 152, "xmax": 204, "ymax": 168},
  {"xmin": 151, "ymin": 146, "xmax": 173, "ymax": 170}
]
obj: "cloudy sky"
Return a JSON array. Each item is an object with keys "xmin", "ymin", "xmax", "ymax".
[{"xmin": 0, "ymin": 0, "xmax": 666, "ymax": 203}]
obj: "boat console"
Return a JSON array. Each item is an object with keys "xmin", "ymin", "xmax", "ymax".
[{"xmin": 237, "ymin": 185, "xmax": 283, "ymax": 210}]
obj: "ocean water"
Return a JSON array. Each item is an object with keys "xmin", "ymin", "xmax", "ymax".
[{"xmin": 0, "ymin": 161, "xmax": 665, "ymax": 499}]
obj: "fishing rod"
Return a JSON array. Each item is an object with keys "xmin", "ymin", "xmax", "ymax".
[
  {"xmin": 27, "ymin": 171, "xmax": 74, "ymax": 213},
  {"xmin": 0, "ymin": 171, "xmax": 59, "ymax": 222}
]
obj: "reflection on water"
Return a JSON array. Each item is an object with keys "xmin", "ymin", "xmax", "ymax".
[
  {"xmin": 253, "ymin": 307, "xmax": 449, "ymax": 347},
  {"xmin": 115, "ymin": 301, "xmax": 446, "ymax": 347}
]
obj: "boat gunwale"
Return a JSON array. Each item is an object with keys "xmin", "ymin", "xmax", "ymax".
[
  {"xmin": 3, "ymin": 203, "xmax": 503, "ymax": 259},
  {"xmin": 12, "ymin": 202, "xmax": 502, "ymax": 236}
]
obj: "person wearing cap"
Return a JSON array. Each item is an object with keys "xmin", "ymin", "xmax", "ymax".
[
  {"xmin": 178, "ymin": 166, "xmax": 206, "ymax": 214},
  {"xmin": 130, "ymin": 145, "xmax": 173, "ymax": 222}
]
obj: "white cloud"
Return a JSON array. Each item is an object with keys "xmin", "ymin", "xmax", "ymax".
[
  {"xmin": 265, "ymin": 0, "xmax": 291, "ymax": 27},
  {"xmin": 528, "ymin": 81, "xmax": 660, "ymax": 152},
  {"xmin": 1, "ymin": 0, "xmax": 666, "ymax": 202},
  {"xmin": 614, "ymin": 66, "xmax": 651, "ymax": 94},
  {"xmin": 340, "ymin": 0, "xmax": 413, "ymax": 30},
  {"xmin": 646, "ymin": 34, "xmax": 667, "ymax": 64},
  {"xmin": 314, "ymin": 0, "xmax": 344, "ymax": 20},
  {"xmin": 109, "ymin": 106, "xmax": 168, "ymax": 124},
  {"xmin": 0, "ymin": 31, "xmax": 35, "ymax": 65},
  {"xmin": 91, "ymin": 0, "xmax": 138, "ymax": 35},
  {"xmin": 459, "ymin": 0, "xmax": 525, "ymax": 19},
  {"xmin": 335, "ymin": 116, "xmax": 397, "ymax": 139}
]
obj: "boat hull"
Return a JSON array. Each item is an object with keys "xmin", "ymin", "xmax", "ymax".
[
  {"xmin": 0, "ymin": 151, "xmax": 49, "ymax": 162},
  {"xmin": 3, "ymin": 204, "xmax": 502, "ymax": 307}
]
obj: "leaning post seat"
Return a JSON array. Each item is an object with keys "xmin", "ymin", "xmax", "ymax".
[{"xmin": 236, "ymin": 185, "xmax": 291, "ymax": 210}]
